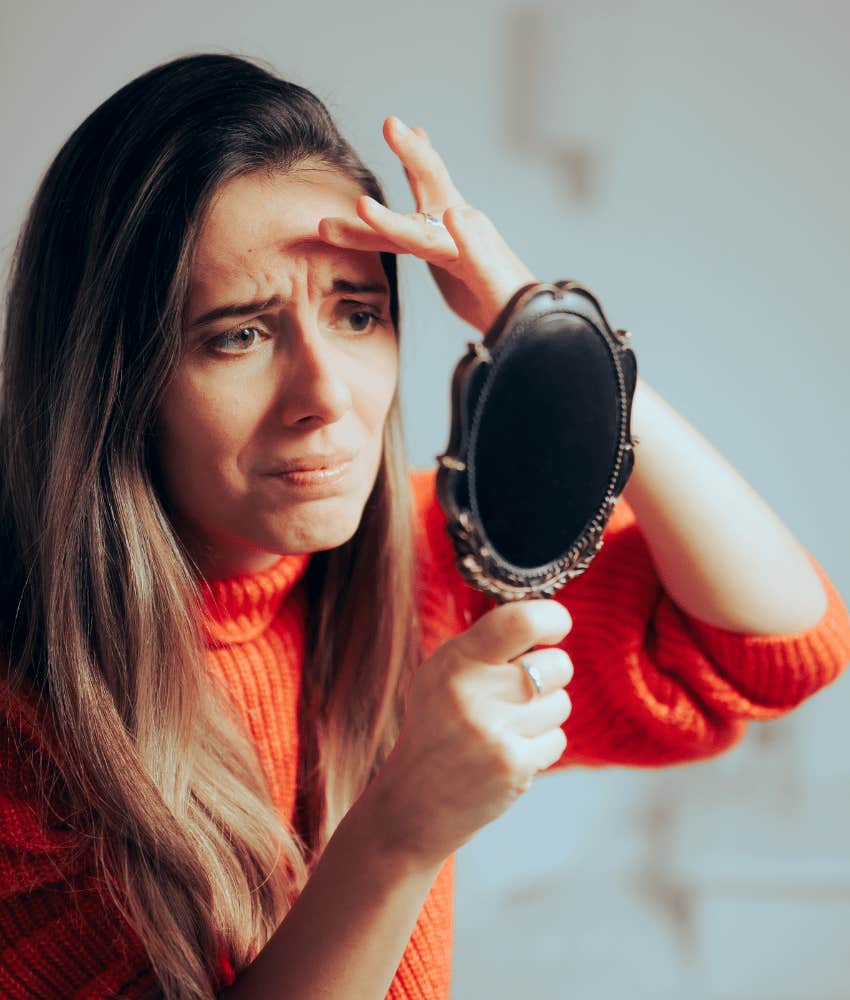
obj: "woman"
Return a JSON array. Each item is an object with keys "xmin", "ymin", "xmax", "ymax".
[{"xmin": 0, "ymin": 52, "xmax": 847, "ymax": 1000}]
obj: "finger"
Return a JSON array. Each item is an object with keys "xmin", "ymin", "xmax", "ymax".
[
  {"xmin": 357, "ymin": 195, "xmax": 460, "ymax": 264},
  {"xmin": 520, "ymin": 726, "xmax": 569, "ymax": 774},
  {"xmin": 317, "ymin": 215, "xmax": 410, "ymax": 254},
  {"xmin": 456, "ymin": 599, "xmax": 572, "ymax": 667},
  {"xmin": 442, "ymin": 205, "xmax": 528, "ymax": 280},
  {"xmin": 515, "ymin": 646, "xmax": 574, "ymax": 692},
  {"xmin": 403, "ymin": 128, "xmax": 429, "ymax": 191},
  {"xmin": 512, "ymin": 689, "xmax": 572, "ymax": 738},
  {"xmin": 383, "ymin": 116, "xmax": 464, "ymax": 214},
  {"xmin": 487, "ymin": 647, "xmax": 573, "ymax": 703},
  {"xmin": 441, "ymin": 205, "xmax": 537, "ymax": 307}
]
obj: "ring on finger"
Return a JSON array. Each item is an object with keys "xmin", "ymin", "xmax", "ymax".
[
  {"xmin": 518, "ymin": 657, "xmax": 544, "ymax": 698},
  {"xmin": 419, "ymin": 210, "xmax": 447, "ymax": 229}
]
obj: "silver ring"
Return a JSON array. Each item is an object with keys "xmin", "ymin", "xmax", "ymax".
[
  {"xmin": 419, "ymin": 211, "xmax": 447, "ymax": 229},
  {"xmin": 518, "ymin": 657, "xmax": 543, "ymax": 697}
]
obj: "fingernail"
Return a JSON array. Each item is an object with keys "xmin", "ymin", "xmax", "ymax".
[{"xmin": 392, "ymin": 115, "xmax": 411, "ymax": 133}]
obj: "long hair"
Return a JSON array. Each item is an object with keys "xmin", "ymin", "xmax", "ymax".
[{"xmin": 0, "ymin": 53, "xmax": 421, "ymax": 999}]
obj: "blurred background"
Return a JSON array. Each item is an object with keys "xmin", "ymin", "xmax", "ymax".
[{"xmin": 2, "ymin": 1, "xmax": 848, "ymax": 997}]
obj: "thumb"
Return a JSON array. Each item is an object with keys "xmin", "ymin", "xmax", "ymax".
[{"xmin": 454, "ymin": 599, "xmax": 573, "ymax": 667}]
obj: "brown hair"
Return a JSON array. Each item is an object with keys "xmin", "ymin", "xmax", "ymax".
[{"xmin": 0, "ymin": 52, "xmax": 421, "ymax": 998}]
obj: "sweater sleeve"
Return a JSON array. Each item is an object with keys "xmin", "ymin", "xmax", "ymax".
[{"xmin": 409, "ymin": 467, "xmax": 850, "ymax": 769}]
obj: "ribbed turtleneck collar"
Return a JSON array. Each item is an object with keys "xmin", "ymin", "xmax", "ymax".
[{"xmin": 199, "ymin": 552, "xmax": 312, "ymax": 647}]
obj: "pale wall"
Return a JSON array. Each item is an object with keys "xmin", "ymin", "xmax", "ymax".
[{"xmin": 2, "ymin": 2, "xmax": 848, "ymax": 997}]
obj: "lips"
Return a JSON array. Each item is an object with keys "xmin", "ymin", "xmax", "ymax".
[{"xmin": 266, "ymin": 450, "xmax": 357, "ymax": 474}]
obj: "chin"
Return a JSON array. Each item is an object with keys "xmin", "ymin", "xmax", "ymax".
[
  {"xmin": 299, "ymin": 525, "xmax": 358, "ymax": 554},
  {"xmin": 271, "ymin": 505, "xmax": 365, "ymax": 554}
]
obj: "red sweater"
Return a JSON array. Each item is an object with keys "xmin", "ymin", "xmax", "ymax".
[{"xmin": 2, "ymin": 467, "xmax": 849, "ymax": 998}]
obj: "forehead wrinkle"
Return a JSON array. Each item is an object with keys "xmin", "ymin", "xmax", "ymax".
[
  {"xmin": 251, "ymin": 240, "xmax": 386, "ymax": 291},
  {"xmin": 195, "ymin": 254, "xmax": 290, "ymax": 309},
  {"xmin": 195, "ymin": 165, "xmax": 382, "ymax": 279},
  {"xmin": 190, "ymin": 174, "xmax": 388, "ymax": 315},
  {"xmin": 190, "ymin": 248, "xmax": 388, "ymax": 322}
]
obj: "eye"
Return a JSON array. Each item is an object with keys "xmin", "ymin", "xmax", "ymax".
[
  {"xmin": 339, "ymin": 302, "xmax": 388, "ymax": 335},
  {"xmin": 346, "ymin": 311, "xmax": 377, "ymax": 333},
  {"xmin": 207, "ymin": 326, "xmax": 265, "ymax": 356}
]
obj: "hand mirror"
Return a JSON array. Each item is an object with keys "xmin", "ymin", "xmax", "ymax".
[{"xmin": 435, "ymin": 280, "xmax": 638, "ymax": 604}]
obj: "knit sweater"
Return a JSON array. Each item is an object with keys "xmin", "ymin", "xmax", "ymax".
[{"xmin": 2, "ymin": 466, "xmax": 849, "ymax": 998}]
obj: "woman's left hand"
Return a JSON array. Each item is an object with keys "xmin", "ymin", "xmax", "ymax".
[{"xmin": 317, "ymin": 116, "xmax": 538, "ymax": 335}]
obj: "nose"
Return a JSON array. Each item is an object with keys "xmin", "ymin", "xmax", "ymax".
[{"xmin": 275, "ymin": 318, "xmax": 353, "ymax": 429}]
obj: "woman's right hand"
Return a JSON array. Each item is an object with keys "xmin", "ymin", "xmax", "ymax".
[{"xmin": 361, "ymin": 599, "xmax": 574, "ymax": 873}]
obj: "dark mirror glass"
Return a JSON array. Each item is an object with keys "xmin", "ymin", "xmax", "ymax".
[{"xmin": 436, "ymin": 281, "xmax": 638, "ymax": 603}]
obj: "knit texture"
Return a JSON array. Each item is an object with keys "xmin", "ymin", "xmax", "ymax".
[{"xmin": 2, "ymin": 466, "xmax": 849, "ymax": 998}]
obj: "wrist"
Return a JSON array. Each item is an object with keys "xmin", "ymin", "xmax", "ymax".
[{"xmin": 346, "ymin": 773, "xmax": 445, "ymax": 884}]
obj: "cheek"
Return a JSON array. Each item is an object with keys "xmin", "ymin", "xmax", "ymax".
[
  {"xmin": 155, "ymin": 369, "xmax": 262, "ymax": 485},
  {"xmin": 355, "ymin": 336, "xmax": 399, "ymax": 424}
]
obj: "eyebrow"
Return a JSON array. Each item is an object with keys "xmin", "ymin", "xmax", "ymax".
[{"xmin": 187, "ymin": 279, "xmax": 390, "ymax": 330}]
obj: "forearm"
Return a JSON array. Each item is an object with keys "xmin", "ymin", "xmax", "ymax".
[
  {"xmin": 622, "ymin": 377, "xmax": 827, "ymax": 635},
  {"xmin": 221, "ymin": 789, "xmax": 443, "ymax": 999}
]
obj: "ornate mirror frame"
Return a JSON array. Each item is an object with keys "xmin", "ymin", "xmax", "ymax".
[{"xmin": 435, "ymin": 280, "xmax": 639, "ymax": 604}]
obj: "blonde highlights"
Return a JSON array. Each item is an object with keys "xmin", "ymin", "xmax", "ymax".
[{"xmin": 0, "ymin": 53, "xmax": 422, "ymax": 998}]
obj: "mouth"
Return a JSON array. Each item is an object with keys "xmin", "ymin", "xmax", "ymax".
[
  {"xmin": 264, "ymin": 457, "xmax": 354, "ymax": 493},
  {"xmin": 266, "ymin": 450, "xmax": 357, "ymax": 474}
]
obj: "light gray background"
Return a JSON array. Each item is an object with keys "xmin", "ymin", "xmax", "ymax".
[{"xmin": 2, "ymin": 1, "xmax": 849, "ymax": 997}]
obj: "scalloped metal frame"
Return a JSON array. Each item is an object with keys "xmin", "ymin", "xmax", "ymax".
[{"xmin": 435, "ymin": 280, "xmax": 639, "ymax": 604}]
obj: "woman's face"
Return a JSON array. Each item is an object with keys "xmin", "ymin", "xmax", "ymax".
[{"xmin": 155, "ymin": 165, "xmax": 398, "ymax": 579}]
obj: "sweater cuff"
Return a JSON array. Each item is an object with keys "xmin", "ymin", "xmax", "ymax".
[{"xmin": 675, "ymin": 549, "xmax": 850, "ymax": 710}]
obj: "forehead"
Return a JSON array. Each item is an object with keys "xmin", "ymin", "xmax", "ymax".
[{"xmin": 190, "ymin": 165, "xmax": 385, "ymax": 287}]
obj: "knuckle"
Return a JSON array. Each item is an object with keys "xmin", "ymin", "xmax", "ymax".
[
  {"xmin": 423, "ymin": 225, "xmax": 445, "ymax": 248},
  {"xmin": 548, "ymin": 647, "xmax": 567, "ymax": 666},
  {"xmin": 549, "ymin": 601, "xmax": 573, "ymax": 634},
  {"xmin": 444, "ymin": 203, "xmax": 478, "ymax": 227},
  {"xmin": 463, "ymin": 206, "xmax": 490, "ymax": 231},
  {"xmin": 450, "ymin": 676, "xmax": 476, "ymax": 717},
  {"xmin": 552, "ymin": 686, "xmax": 568, "ymax": 708},
  {"xmin": 496, "ymin": 739, "xmax": 524, "ymax": 779},
  {"xmin": 442, "ymin": 661, "xmax": 471, "ymax": 712},
  {"xmin": 537, "ymin": 599, "xmax": 572, "ymax": 633},
  {"xmin": 501, "ymin": 600, "xmax": 537, "ymax": 635},
  {"xmin": 544, "ymin": 729, "xmax": 568, "ymax": 769},
  {"xmin": 556, "ymin": 728, "xmax": 568, "ymax": 756},
  {"xmin": 442, "ymin": 205, "xmax": 462, "ymax": 227},
  {"xmin": 552, "ymin": 647, "xmax": 574, "ymax": 683},
  {"xmin": 512, "ymin": 770, "xmax": 534, "ymax": 796},
  {"xmin": 521, "ymin": 599, "xmax": 571, "ymax": 638}
]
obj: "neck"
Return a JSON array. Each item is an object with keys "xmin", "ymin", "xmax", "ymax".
[{"xmin": 174, "ymin": 514, "xmax": 300, "ymax": 582}]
